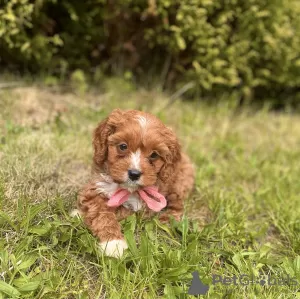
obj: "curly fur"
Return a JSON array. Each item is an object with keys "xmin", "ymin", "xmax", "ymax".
[{"xmin": 76, "ymin": 109, "xmax": 195, "ymax": 257}]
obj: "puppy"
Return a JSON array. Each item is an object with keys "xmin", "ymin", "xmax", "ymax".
[{"xmin": 76, "ymin": 109, "xmax": 195, "ymax": 257}]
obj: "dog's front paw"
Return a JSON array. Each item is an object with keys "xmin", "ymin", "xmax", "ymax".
[{"xmin": 99, "ymin": 239, "xmax": 128, "ymax": 258}]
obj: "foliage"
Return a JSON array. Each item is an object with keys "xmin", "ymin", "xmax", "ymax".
[{"xmin": 0, "ymin": 0, "xmax": 300, "ymax": 100}]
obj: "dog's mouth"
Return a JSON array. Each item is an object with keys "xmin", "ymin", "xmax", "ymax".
[{"xmin": 119, "ymin": 179, "xmax": 142, "ymax": 193}]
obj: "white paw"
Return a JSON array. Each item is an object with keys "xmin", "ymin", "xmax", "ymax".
[
  {"xmin": 99, "ymin": 239, "xmax": 128, "ymax": 258},
  {"xmin": 70, "ymin": 209, "xmax": 82, "ymax": 218}
]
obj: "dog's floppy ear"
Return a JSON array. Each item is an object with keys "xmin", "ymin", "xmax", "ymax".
[
  {"xmin": 93, "ymin": 109, "xmax": 123, "ymax": 168},
  {"xmin": 159, "ymin": 128, "xmax": 181, "ymax": 182}
]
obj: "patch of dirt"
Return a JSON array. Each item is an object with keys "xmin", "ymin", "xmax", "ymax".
[{"xmin": 12, "ymin": 87, "xmax": 69, "ymax": 127}]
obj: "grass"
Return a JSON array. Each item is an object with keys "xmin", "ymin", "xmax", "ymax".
[{"xmin": 0, "ymin": 80, "xmax": 300, "ymax": 298}]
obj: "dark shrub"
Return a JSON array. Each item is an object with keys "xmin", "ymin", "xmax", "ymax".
[{"xmin": 1, "ymin": 0, "xmax": 300, "ymax": 101}]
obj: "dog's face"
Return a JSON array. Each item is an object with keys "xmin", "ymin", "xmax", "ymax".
[{"xmin": 93, "ymin": 109, "xmax": 181, "ymax": 190}]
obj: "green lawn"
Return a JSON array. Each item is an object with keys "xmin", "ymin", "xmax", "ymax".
[{"xmin": 0, "ymin": 81, "xmax": 300, "ymax": 298}]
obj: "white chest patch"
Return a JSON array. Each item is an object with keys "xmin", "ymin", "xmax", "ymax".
[
  {"xmin": 122, "ymin": 193, "xmax": 143, "ymax": 211},
  {"xmin": 96, "ymin": 174, "xmax": 118, "ymax": 197},
  {"xmin": 96, "ymin": 174, "xmax": 143, "ymax": 211}
]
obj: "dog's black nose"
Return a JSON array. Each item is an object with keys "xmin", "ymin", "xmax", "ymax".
[{"xmin": 128, "ymin": 169, "xmax": 141, "ymax": 181}]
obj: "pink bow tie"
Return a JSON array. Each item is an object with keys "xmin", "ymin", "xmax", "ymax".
[{"xmin": 107, "ymin": 186, "xmax": 167, "ymax": 212}]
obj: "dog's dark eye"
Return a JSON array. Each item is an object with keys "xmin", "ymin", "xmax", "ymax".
[
  {"xmin": 149, "ymin": 151, "xmax": 159, "ymax": 160},
  {"xmin": 118, "ymin": 143, "xmax": 128, "ymax": 151}
]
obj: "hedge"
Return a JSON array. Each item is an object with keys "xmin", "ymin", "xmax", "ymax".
[{"xmin": 1, "ymin": 0, "xmax": 300, "ymax": 101}]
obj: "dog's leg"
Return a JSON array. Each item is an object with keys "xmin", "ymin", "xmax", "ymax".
[
  {"xmin": 78, "ymin": 184, "xmax": 128, "ymax": 258},
  {"xmin": 159, "ymin": 193, "xmax": 184, "ymax": 223},
  {"xmin": 116, "ymin": 206, "xmax": 134, "ymax": 221}
]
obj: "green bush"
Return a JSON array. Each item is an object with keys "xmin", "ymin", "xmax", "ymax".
[{"xmin": 1, "ymin": 0, "xmax": 300, "ymax": 101}]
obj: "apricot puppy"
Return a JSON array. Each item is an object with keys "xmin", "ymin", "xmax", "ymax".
[{"xmin": 76, "ymin": 109, "xmax": 195, "ymax": 257}]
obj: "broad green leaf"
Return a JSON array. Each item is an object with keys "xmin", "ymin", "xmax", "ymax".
[
  {"xmin": 17, "ymin": 255, "xmax": 38, "ymax": 270},
  {"xmin": 154, "ymin": 218, "xmax": 175, "ymax": 238},
  {"xmin": 0, "ymin": 211, "xmax": 17, "ymax": 230},
  {"xmin": 124, "ymin": 229, "xmax": 137, "ymax": 254},
  {"xmin": 28, "ymin": 222, "xmax": 52, "ymax": 236},
  {"xmin": 0, "ymin": 281, "xmax": 21, "ymax": 297},
  {"xmin": 17, "ymin": 281, "xmax": 40, "ymax": 292},
  {"xmin": 145, "ymin": 221, "xmax": 156, "ymax": 240},
  {"xmin": 161, "ymin": 267, "xmax": 189, "ymax": 278}
]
